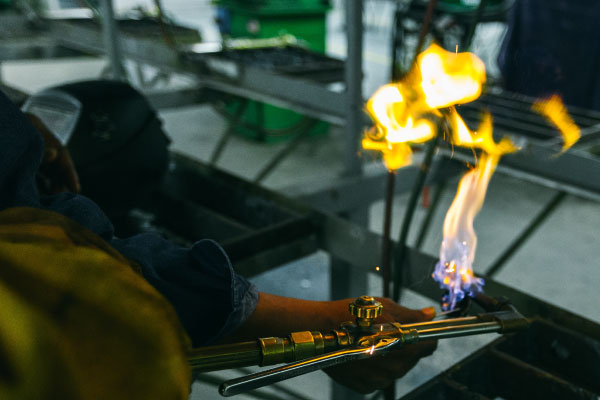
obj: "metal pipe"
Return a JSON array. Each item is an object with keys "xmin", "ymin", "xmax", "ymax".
[
  {"xmin": 253, "ymin": 120, "xmax": 317, "ymax": 183},
  {"xmin": 382, "ymin": 171, "xmax": 396, "ymax": 297},
  {"xmin": 463, "ymin": 0, "xmax": 489, "ymax": 50},
  {"xmin": 410, "ymin": 0, "xmax": 438, "ymax": 68},
  {"xmin": 401, "ymin": 315, "xmax": 480, "ymax": 329},
  {"xmin": 99, "ymin": 0, "xmax": 125, "ymax": 81},
  {"xmin": 393, "ymin": 134, "xmax": 440, "ymax": 301},
  {"xmin": 210, "ymin": 99, "xmax": 249, "ymax": 166},
  {"xmin": 416, "ymin": 321, "xmax": 501, "ymax": 340},
  {"xmin": 188, "ymin": 341, "xmax": 262, "ymax": 373},
  {"xmin": 220, "ymin": 338, "xmax": 400, "ymax": 397},
  {"xmin": 343, "ymin": 0, "xmax": 364, "ymax": 177}
]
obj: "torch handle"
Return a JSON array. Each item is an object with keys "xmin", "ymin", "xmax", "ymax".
[{"xmin": 219, "ymin": 337, "xmax": 401, "ymax": 397}]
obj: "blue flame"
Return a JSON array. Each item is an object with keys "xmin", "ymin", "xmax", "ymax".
[{"xmin": 433, "ymin": 239, "xmax": 485, "ymax": 311}]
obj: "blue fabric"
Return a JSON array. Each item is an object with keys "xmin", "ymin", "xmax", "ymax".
[
  {"xmin": 0, "ymin": 89, "xmax": 258, "ymax": 346},
  {"xmin": 498, "ymin": 0, "xmax": 600, "ymax": 110}
]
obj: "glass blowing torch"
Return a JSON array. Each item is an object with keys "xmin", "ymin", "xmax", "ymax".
[{"xmin": 188, "ymin": 295, "xmax": 528, "ymax": 397}]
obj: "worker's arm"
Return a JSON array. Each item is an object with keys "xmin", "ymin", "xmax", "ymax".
[{"xmin": 223, "ymin": 292, "xmax": 437, "ymax": 394}]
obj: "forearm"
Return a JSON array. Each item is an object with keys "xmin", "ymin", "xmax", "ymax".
[
  {"xmin": 221, "ymin": 292, "xmax": 435, "ymax": 343},
  {"xmin": 222, "ymin": 292, "xmax": 351, "ymax": 343},
  {"xmin": 219, "ymin": 292, "xmax": 437, "ymax": 394}
]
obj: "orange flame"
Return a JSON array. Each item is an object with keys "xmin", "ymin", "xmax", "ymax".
[
  {"xmin": 418, "ymin": 44, "xmax": 486, "ymax": 109},
  {"xmin": 433, "ymin": 116, "xmax": 516, "ymax": 310},
  {"xmin": 363, "ymin": 44, "xmax": 486, "ymax": 171},
  {"xmin": 532, "ymin": 95, "xmax": 581, "ymax": 151},
  {"xmin": 449, "ymin": 110, "xmax": 518, "ymax": 155}
]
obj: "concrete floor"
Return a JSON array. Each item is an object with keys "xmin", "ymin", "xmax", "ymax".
[{"xmin": 2, "ymin": 1, "xmax": 599, "ymax": 399}]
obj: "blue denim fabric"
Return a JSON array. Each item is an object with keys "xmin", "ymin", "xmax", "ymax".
[
  {"xmin": 0, "ymin": 89, "xmax": 258, "ymax": 346},
  {"xmin": 498, "ymin": 0, "xmax": 600, "ymax": 110}
]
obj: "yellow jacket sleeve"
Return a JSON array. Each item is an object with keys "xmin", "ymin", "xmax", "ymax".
[{"xmin": 0, "ymin": 207, "xmax": 191, "ymax": 400}]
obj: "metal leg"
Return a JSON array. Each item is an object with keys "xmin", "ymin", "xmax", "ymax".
[
  {"xmin": 99, "ymin": 0, "xmax": 125, "ymax": 81},
  {"xmin": 485, "ymin": 191, "xmax": 567, "ymax": 277},
  {"xmin": 330, "ymin": 207, "xmax": 368, "ymax": 400},
  {"xmin": 210, "ymin": 99, "xmax": 249, "ymax": 166},
  {"xmin": 343, "ymin": 0, "xmax": 364, "ymax": 178},
  {"xmin": 253, "ymin": 119, "xmax": 318, "ymax": 184},
  {"xmin": 462, "ymin": 0, "xmax": 488, "ymax": 50}
]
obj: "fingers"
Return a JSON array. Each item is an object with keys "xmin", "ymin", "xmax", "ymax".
[
  {"xmin": 376, "ymin": 297, "xmax": 436, "ymax": 324},
  {"xmin": 324, "ymin": 340, "xmax": 437, "ymax": 394},
  {"xmin": 325, "ymin": 298, "xmax": 439, "ymax": 394}
]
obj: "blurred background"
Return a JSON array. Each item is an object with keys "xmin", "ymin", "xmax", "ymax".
[{"xmin": 2, "ymin": 0, "xmax": 599, "ymax": 399}]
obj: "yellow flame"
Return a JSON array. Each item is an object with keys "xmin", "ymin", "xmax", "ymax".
[
  {"xmin": 362, "ymin": 138, "xmax": 413, "ymax": 170},
  {"xmin": 434, "ymin": 116, "xmax": 517, "ymax": 309},
  {"xmin": 443, "ymin": 116, "xmax": 515, "ymax": 240},
  {"xmin": 418, "ymin": 44, "xmax": 486, "ymax": 109},
  {"xmin": 363, "ymin": 44, "xmax": 487, "ymax": 171},
  {"xmin": 442, "ymin": 152, "xmax": 498, "ymax": 256},
  {"xmin": 449, "ymin": 110, "xmax": 518, "ymax": 156},
  {"xmin": 532, "ymin": 95, "xmax": 581, "ymax": 151}
]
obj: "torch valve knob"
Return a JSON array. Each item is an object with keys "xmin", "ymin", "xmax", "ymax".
[{"xmin": 349, "ymin": 296, "xmax": 383, "ymax": 328}]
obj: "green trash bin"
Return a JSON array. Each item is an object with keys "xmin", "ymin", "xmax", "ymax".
[{"xmin": 215, "ymin": 0, "xmax": 332, "ymax": 143}]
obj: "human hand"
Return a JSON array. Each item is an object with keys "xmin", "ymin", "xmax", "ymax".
[
  {"xmin": 26, "ymin": 113, "xmax": 81, "ymax": 195},
  {"xmin": 324, "ymin": 298, "xmax": 437, "ymax": 394}
]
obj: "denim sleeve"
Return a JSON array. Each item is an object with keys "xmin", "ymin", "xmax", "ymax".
[
  {"xmin": 0, "ymin": 89, "xmax": 258, "ymax": 347},
  {"xmin": 111, "ymin": 235, "xmax": 258, "ymax": 346}
]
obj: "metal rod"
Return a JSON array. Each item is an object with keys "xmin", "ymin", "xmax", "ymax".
[
  {"xmin": 210, "ymin": 99, "xmax": 249, "ymax": 166},
  {"xmin": 382, "ymin": 171, "xmax": 396, "ymax": 297},
  {"xmin": 392, "ymin": 135, "xmax": 440, "ymax": 302},
  {"xmin": 220, "ymin": 338, "xmax": 399, "ymax": 397},
  {"xmin": 402, "ymin": 315, "xmax": 479, "ymax": 329},
  {"xmin": 343, "ymin": 0, "xmax": 364, "ymax": 177},
  {"xmin": 463, "ymin": 0, "xmax": 488, "ymax": 50},
  {"xmin": 253, "ymin": 120, "xmax": 317, "ymax": 183},
  {"xmin": 99, "ymin": 0, "xmax": 125, "ymax": 81},
  {"xmin": 410, "ymin": 0, "xmax": 438, "ymax": 68},
  {"xmin": 485, "ymin": 191, "xmax": 567, "ymax": 277},
  {"xmin": 236, "ymin": 368, "xmax": 315, "ymax": 400},
  {"xmin": 416, "ymin": 321, "xmax": 500, "ymax": 340},
  {"xmin": 414, "ymin": 180, "xmax": 446, "ymax": 250},
  {"xmin": 188, "ymin": 341, "xmax": 261, "ymax": 373},
  {"xmin": 195, "ymin": 373, "xmax": 304, "ymax": 400}
]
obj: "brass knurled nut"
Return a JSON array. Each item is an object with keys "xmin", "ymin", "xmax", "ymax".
[{"xmin": 349, "ymin": 296, "xmax": 383, "ymax": 326}]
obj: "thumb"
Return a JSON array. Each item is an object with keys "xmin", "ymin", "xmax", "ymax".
[{"xmin": 419, "ymin": 306, "xmax": 436, "ymax": 321}]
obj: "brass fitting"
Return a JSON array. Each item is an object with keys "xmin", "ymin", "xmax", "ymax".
[
  {"xmin": 349, "ymin": 296, "xmax": 383, "ymax": 328},
  {"xmin": 259, "ymin": 331, "xmax": 334, "ymax": 366}
]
